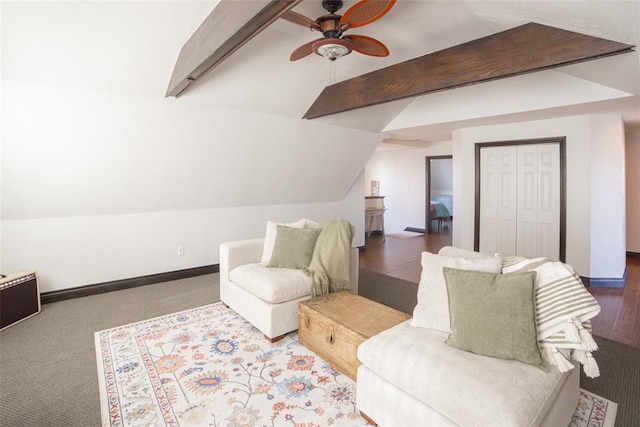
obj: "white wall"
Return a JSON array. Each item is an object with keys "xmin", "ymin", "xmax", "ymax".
[
  {"xmin": 2, "ymin": 173, "xmax": 367, "ymax": 293},
  {"xmin": 589, "ymin": 116, "xmax": 626, "ymax": 277},
  {"xmin": 1, "ymin": 81, "xmax": 379, "ymax": 293},
  {"xmin": 364, "ymin": 141, "xmax": 452, "ymax": 233},
  {"xmin": 453, "ymin": 115, "xmax": 626, "ymax": 278},
  {"xmin": 0, "ymin": 2, "xmax": 382, "ymax": 292},
  {"xmin": 626, "ymin": 131, "xmax": 640, "ymax": 253},
  {"xmin": 431, "ymin": 158, "xmax": 453, "ymax": 197}
]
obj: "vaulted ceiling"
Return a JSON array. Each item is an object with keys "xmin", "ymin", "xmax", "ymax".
[{"xmin": 174, "ymin": 0, "xmax": 639, "ymax": 145}]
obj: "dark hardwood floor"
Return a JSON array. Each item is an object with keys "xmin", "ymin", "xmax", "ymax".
[{"xmin": 359, "ymin": 223, "xmax": 640, "ymax": 348}]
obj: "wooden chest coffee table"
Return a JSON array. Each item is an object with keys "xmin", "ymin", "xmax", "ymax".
[{"xmin": 298, "ymin": 291, "xmax": 411, "ymax": 380}]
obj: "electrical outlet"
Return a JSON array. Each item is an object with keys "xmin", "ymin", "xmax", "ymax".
[{"xmin": 177, "ymin": 246, "xmax": 184, "ymax": 256}]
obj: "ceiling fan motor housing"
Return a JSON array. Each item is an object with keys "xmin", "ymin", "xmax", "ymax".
[
  {"xmin": 322, "ymin": 0, "xmax": 343, "ymax": 14},
  {"xmin": 316, "ymin": 14, "xmax": 342, "ymax": 38}
]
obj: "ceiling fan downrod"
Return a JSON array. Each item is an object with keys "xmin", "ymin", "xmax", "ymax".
[{"xmin": 322, "ymin": 0, "xmax": 343, "ymax": 14}]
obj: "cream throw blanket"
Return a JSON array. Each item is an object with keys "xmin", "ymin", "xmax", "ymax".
[
  {"xmin": 502, "ymin": 256, "xmax": 602, "ymax": 378},
  {"xmin": 305, "ymin": 220, "xmax": 354, "ymax": 297}
]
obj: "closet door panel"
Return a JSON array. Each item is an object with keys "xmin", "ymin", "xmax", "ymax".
[
  {"xmin": 480, "ymin": 143, "xmax": 560, "ymax": 259},
  {"xmin": 480, "ymin": 147, "xmax": 516, "ymax": 255},
  {"xmin": 516, "ymin": 144, "xmax": 560, "ymax": 259},
  {"xmin": 498, "ymin": 148, "xmax": 517, "ymax": 255},
  {"xmin": 517, "ymin": 146, "xmax": 539, "ymax": 256},
  {"xmin": 498, "ymin": 174, "xmax": 517, "ymax": 253},
  {"xmin": 536, "ymin": 145, "xmax": 560, "ymax": 259},
  {"xmin": 520, "ymin": 220, "xmax": 538, "ymax": 257},
  {"xmin": 479, "ymin": 148, "xmax": 499, "ymax": 254}
]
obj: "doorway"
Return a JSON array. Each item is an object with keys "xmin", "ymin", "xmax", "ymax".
[{"xmin": 425, "ymin": 156, "xmax": 453, "ymax": 234}]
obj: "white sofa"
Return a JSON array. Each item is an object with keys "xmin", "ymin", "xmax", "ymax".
[
  {"xmin": 220, "ymin": 220, "xmax": 359, "ymax": 342},
  {"xmin": 356, "ymin": 247, "xmax": 580, "ymax": 426}
]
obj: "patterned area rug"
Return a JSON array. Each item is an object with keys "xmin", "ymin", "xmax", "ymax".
[
  {"xmin": 95, "ymin": 303, "xmax": 617, "ymax": 426},
  {"xmin": 570, "ymin": 390, "xmax": 618, "ymax": 427}
]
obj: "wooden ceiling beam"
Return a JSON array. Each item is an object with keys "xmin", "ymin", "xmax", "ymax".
[
  {"xmin": 166, "ymin": 0, "xmax": 302, "ymax": 97},
  {"xmin": 303, "ymin": 23, "xmax": 635, "ymax": 119}
]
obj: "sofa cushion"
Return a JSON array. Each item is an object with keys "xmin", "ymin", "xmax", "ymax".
[
  {"xmin": 358, "ymin": 321, "xmax": 570, "ymax": 426},
  {"xmin": 411, "ymin": 252, "xmax": 502, "ymax": 333},
  {"xmin": 229, "ymin": 263, "xmax": 312, "ymax": 304},
  {"xmin": 443, "ymin": 267, "xmax": 546, "ymax": 369},
  {"xmin": 267, "ymin": 225, "xmax": 321, "ymax": 269}
]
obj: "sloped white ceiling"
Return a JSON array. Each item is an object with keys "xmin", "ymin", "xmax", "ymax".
[
  {"xmin": 5, "ymin": 1, "xmax": 637, "ymax": 140},
  {"xmin": 181, "ymin": 0, "xmax": 640, "ymax": 142},
  {"xmin": 0, "ymin": 1, "xmax": 382, "ymax": 220},
  {"xmin": 2, "ymin": 0, "xmax": 639, "ymax": 220},
  {"xmin": 384, "ymin": 68, "xmax": 634, "ymax": 133},
  {"xmin": 1, "ymin": 1, "xmax": 218, "ymax": 98}
]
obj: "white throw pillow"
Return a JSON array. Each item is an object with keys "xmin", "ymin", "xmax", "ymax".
[
  {"xmin": 260, "ymin": 219, "xmax": 308, "ymax": 264},
  {"xmin": 437, "ymin": 246, "xmax": 494, "ymax": 259},
  {"xmin": 411, "ymin": 251, "xmax": 503, "ymax": 333},
  {"xmin": 299, "ymin": 218, "xmax": 320, "ymax": 228}
]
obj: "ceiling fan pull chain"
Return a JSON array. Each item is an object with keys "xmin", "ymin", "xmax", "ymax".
[{"xmin": 329, "ymin": 60, "xmax": 336, "ymax": 83}]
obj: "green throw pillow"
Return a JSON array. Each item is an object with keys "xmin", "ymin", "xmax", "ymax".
[
  {"xmin": 267, "ymin": 225, "xmax": 321, "ymax": 269},
  {"xmin": 443, "ymin": 267, "xmax": 547, "ymax": 370}
]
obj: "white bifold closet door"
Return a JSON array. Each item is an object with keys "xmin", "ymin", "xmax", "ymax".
[{"xmin": 479, "ymin": 144, "xmax": 560, "ymax": 259}]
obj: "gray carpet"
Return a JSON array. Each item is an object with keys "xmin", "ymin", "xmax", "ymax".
[
  {"xmin": 358, "ymin": 268, "xmax": 418, "ymax": 314},
  {"xmin": 1, "ymin": 270, "xmax": 637, "ymax": 426},
  {"xmin": 579, "ymin": 334, "xmax": 640, "ymax": 427},
  {"xmin": 0, "ymin": 274, "xmax": 219, "ymax": 427}
]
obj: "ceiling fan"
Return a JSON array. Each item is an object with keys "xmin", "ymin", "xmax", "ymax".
[{"xmin": 282, "ymin": 0, "xmax": 396, "ymax": 61}]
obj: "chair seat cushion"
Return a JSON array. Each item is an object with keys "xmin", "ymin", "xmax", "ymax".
[
  {"xmin": 229, "ymin": 263, "xmax": 312, "ymax": 304},
  {"xmin": 357, "ymin": 321, "xmax": 571, "ymax": 426}
]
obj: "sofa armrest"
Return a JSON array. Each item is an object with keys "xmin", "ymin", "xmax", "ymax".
[{"xmin": 220, "ymin": 238, "xmax": 265, "ymax": 283}]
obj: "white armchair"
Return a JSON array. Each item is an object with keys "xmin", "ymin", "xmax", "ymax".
[
  {"xmin": 356, "ymin": 247, "xmax": 582, "ymax": 426},
  {"xmin": 220, "ymin": 224, "xmax": 359, "ymax": 342}
]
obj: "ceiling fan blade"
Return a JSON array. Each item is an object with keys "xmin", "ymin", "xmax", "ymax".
[
  {"xmin": 281, "ymin": 10, "xmax": 322, "ymax": 31},
  {"xmin": 339, "ymin": 0, "xmax": 396, "ymax": 29},
  {"xmin": 348, "ymin": 34, "xmax": 389, "ymax": 57},
  {"xmin": 290, "ymin": 38, "xmax": 323, "ymax": 61}
]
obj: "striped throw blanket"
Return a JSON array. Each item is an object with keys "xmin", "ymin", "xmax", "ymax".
[{"xmin": 502, "ymin": 256, "xmax": 601, "ymax": 378}]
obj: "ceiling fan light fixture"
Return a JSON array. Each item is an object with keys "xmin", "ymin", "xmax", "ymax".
[{"xmin": 313, "ymin": 38, "xmax": 353, "ymax": 61}]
